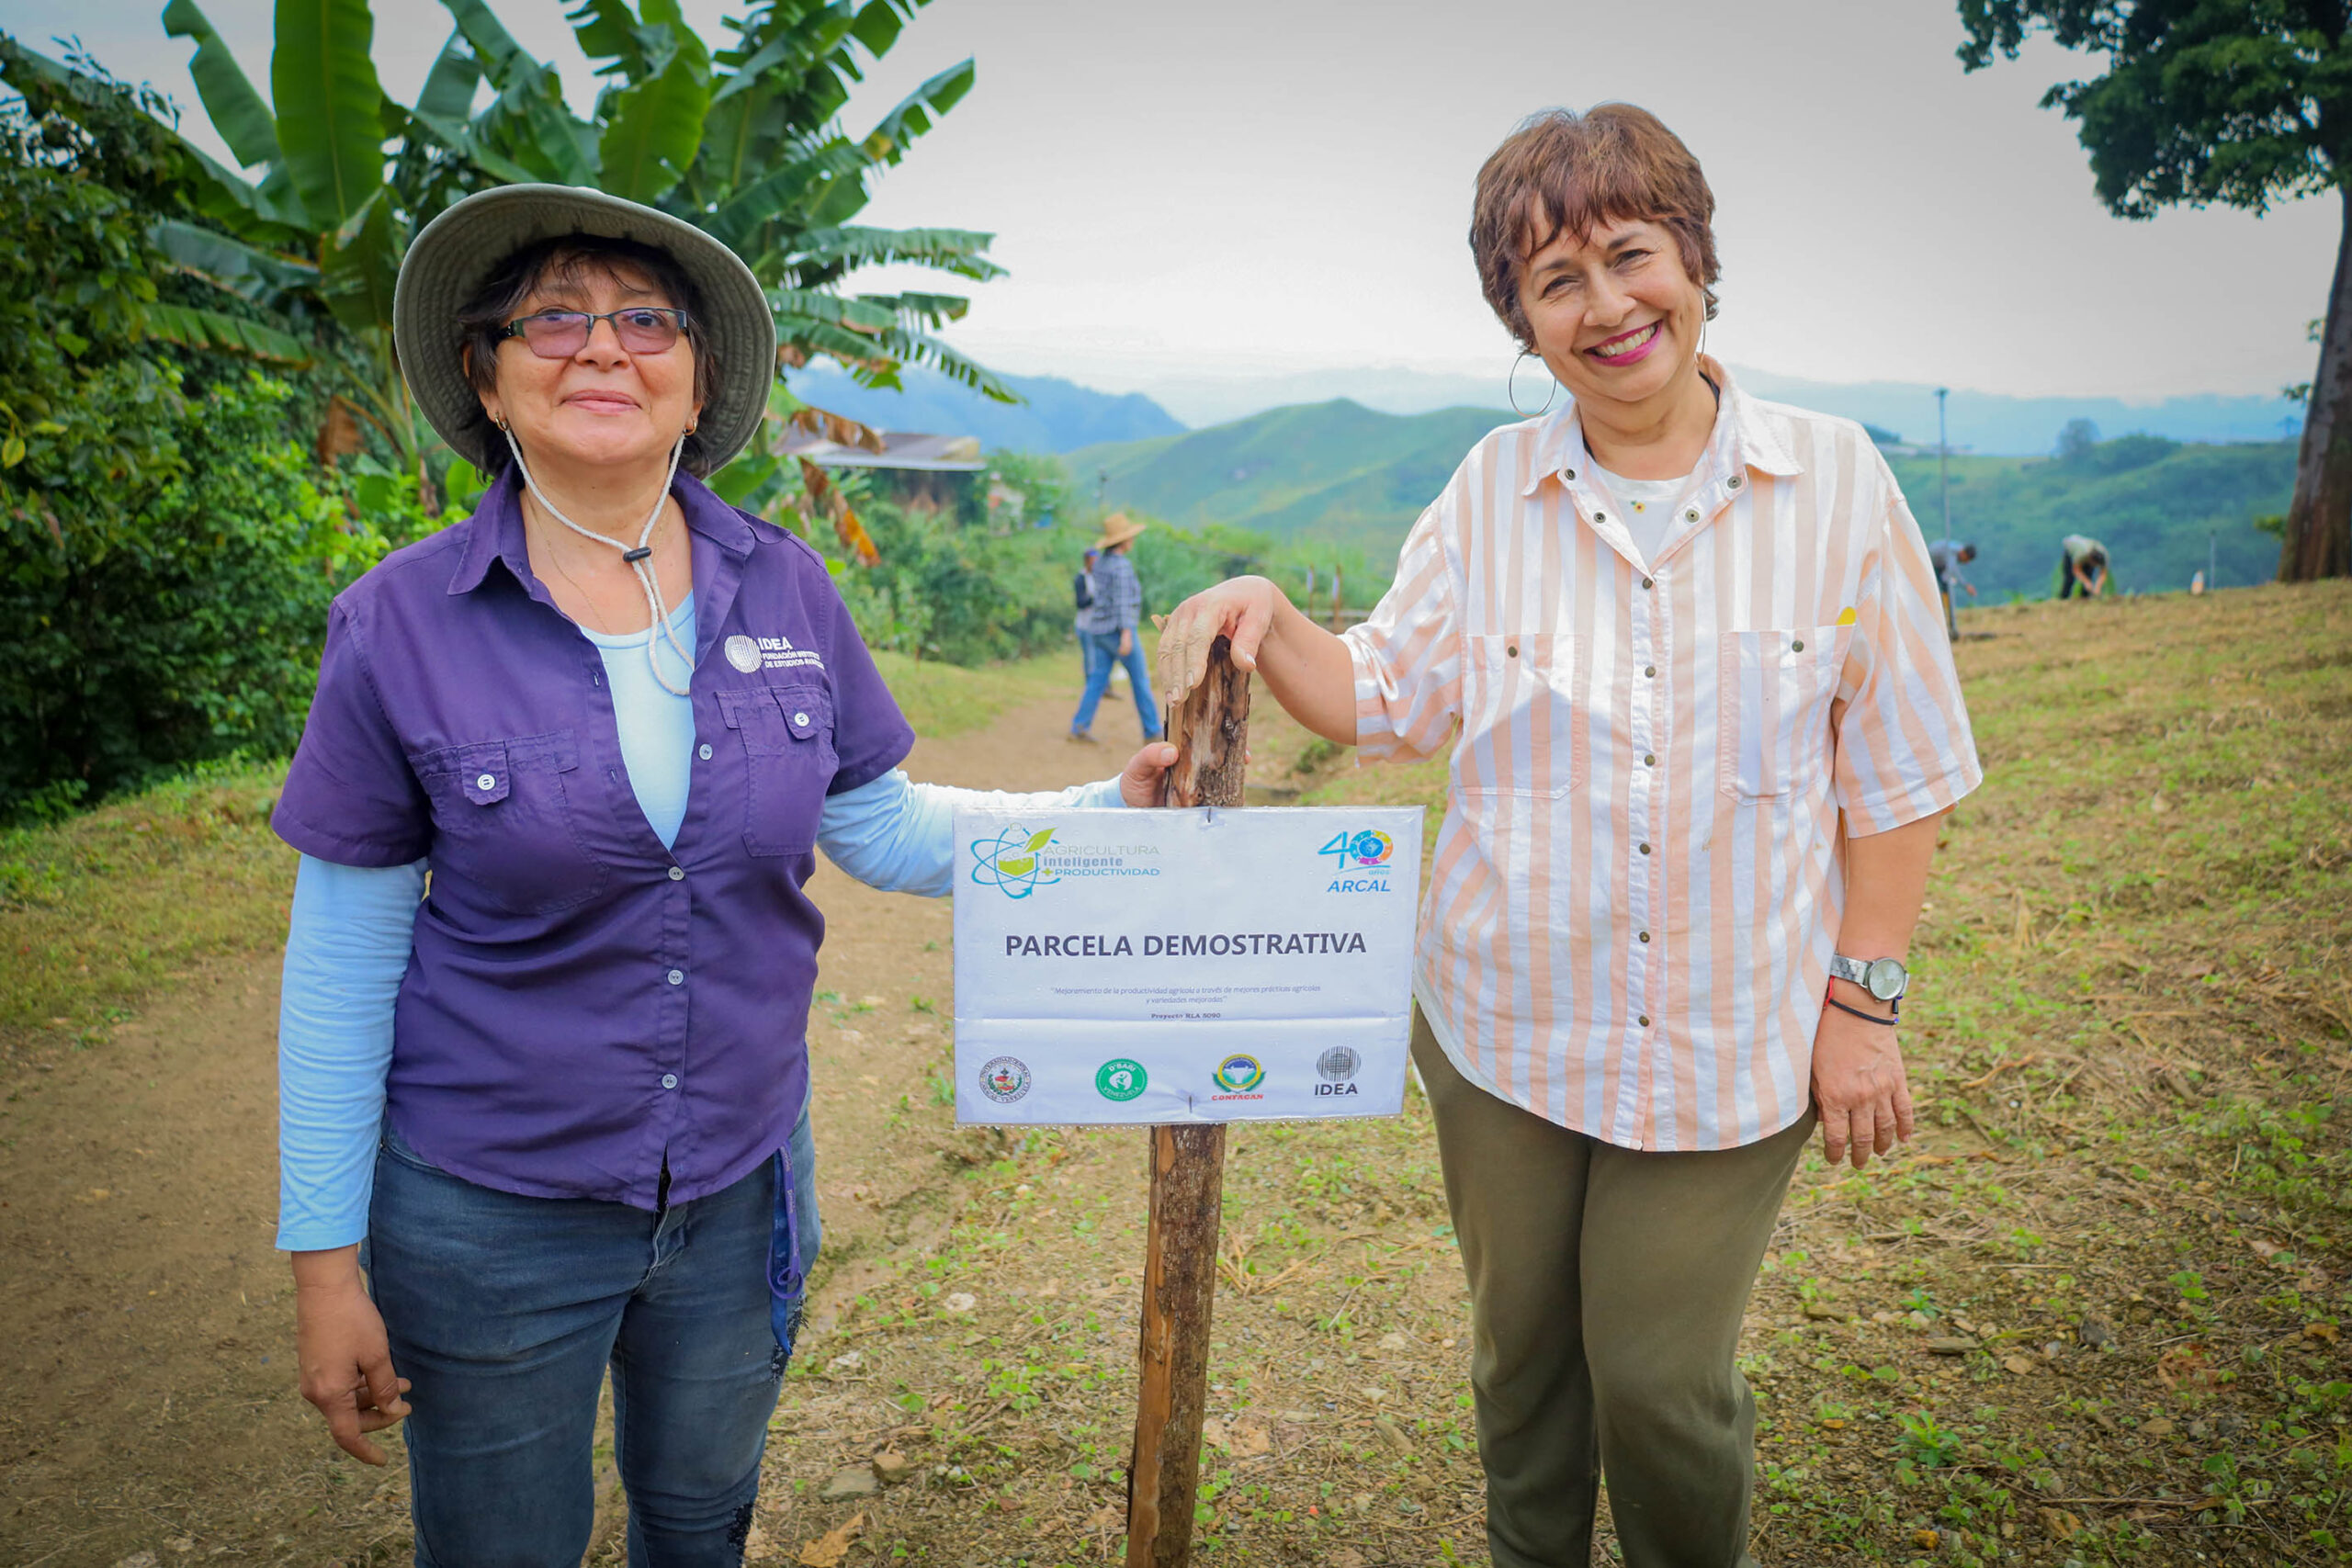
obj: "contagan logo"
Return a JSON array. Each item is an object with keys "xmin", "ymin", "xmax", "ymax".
[
  {"xmin": 1095, "ymin": 1058, "xmax": 1148, "ymax": 1101},
  {"xmin": 1212, "ymin": 1054, "xmax": 1265, "ymax": 1093},
  {"xmin": 969, "ymin": 826, "xmax": 1060, "ymax": 899}
]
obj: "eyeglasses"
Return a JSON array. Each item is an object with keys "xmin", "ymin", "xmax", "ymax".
[{"xmin": 501, "ymin": 307, "xmax": 689, "ymax": 358}]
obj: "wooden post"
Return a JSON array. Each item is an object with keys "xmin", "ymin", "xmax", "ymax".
[
  {"xmin": 1329, "ymin": 568, "xmax": 1344, "ymax": 631},
  {"xmin": 1125, "ymin": 637, "xmax": 1250, "ymax": 1568}
]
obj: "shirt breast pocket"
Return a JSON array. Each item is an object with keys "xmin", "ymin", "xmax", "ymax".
[
  {"xmin": 415, "ymin": 731, "xmax": 607, "ymax": 915},
  {"xmin": 1716, "ymin": 626, "xmax": 1849, "ymax": 800},
  {"xmin": 719, "ymin": 684, "xmax": 837, "ymax": 857},
  {"xmin": 1457, "ymin": 632, "xmax": 1589, "ymax": 797}
]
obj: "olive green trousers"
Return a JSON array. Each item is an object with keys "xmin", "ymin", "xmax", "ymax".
[{"xmin": 1414, "ymin": 1014, "xmax": 1813, "ymax": 1568}]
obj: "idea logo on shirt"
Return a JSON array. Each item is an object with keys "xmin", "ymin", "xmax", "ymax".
[{"xmin": 725, "ymin": 633, "xmax": 823, "ymax": 673}]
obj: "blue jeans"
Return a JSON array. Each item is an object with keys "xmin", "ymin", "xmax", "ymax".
[
  {"xmin": 1071, "ymin": 629, "xmax": 1160, "ymax": 738},
  {"xmin": 365, "ymin": 1109, "xmax": 821, "ymax": 1567}
]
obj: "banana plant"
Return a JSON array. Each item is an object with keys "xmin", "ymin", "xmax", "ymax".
[{"xmin": 1, "ymin": 0, "xmax": 1008, "ymax": 504}]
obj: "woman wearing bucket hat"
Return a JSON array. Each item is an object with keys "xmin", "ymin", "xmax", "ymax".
[
  {"xmin": 270, "ymin": 185, "xmax": 1173, "ymax": 1563},
  {"xmin": 1069, "ymin": 511, "xmax": 1161, "ymax": 743}
]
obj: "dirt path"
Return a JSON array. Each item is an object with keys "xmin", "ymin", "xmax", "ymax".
[{"xmin": 0, "ymin": 687, "xmax": 1162, "ymax": 1566}]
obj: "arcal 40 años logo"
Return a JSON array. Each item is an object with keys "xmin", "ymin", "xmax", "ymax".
[
  {"xmin": 1317, "ymin": 829, "xmax": 1396, "ymax": 895},
  {"xmin": 969, "ymin": 826, "xmax": 1060, "ymax": 899}
]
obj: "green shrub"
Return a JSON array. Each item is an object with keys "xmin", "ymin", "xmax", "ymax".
[{"xmin": 0, "ymin": 97, "xmax": 378, "ymax": 819}]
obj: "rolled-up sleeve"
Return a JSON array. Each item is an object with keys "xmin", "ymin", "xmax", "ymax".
[
  {"xmin": 1343, "ymin": 500, "xmax": 1462, "ymax": 762},
  {"xmin": 1831, "ymin": 487, "xmax": 1984, "ymax": 834}
]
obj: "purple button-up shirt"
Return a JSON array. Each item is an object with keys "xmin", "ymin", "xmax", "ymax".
[{"xmin": 273, "ymin": 468, "xmax": 913, "ymax": 1211}]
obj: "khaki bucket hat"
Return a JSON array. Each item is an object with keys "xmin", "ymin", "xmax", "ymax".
[{"xmin": 392, "ymin": 184, "xmax": 775, "ymax": 475}]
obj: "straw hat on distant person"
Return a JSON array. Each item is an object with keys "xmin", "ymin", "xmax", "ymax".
[{"xmin": 1095, "ymin": 512, "xmax": 1147, "ymax": 551}]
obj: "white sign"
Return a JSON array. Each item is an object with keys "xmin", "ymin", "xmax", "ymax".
[{"xmin": 952, "ymin": 807, "xmax": 1422, "ymax": 1125}]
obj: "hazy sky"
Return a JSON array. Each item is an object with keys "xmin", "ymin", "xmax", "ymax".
[{"xmin": 12, "ymin": 0, "xmax": 2339, "ymax": 405}]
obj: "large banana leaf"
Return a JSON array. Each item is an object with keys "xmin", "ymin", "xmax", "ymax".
[
  {"xmin": 152, "ymin": 220, "xmax": 322, "ymax": 306},
  {"xmin": 142, "ymin": 301, "xmax": 315, "ymax": 366},
  {"xmin": 477, "ymin": 73, "xmax": 598, "ymax": 186},
  {"xmin": 271, "ymin": 0, "xmax": 388, "ymax": 227},
  {"xmin": 436, "ymin": 0, "xmax": 531, "ymax": 89},
  {"xmin": 405, "ymin": 106, "xmax": 541, "ymax": 186},
  {"xmin": 567, "ymin": 0, "xmax": 647, "ymax": 73},
  {"xmin": 788, "ymin": 225, "xmax": 1003, "ymax": 283},
  {"xmin": 416, "ymin": 30, "xmax": 481, "ymax": 121},
  {"xmin": 858, "ymin": 55, "xmax": 971, "ymax": 165},
  {"xmin": 864, "ymin": 289, "xmax": 968, "ymax": 329},
  {"xmin": 702, "ymin": 140, "xmax": 866, "ymax": 251},
  {"xmin": 870, "ymin": 322, "xmax": 1011, "ymax": 400},
  {"xmin": 320, "ymin": 186, "xmax": 401, "ymax": 335},
  {"xmin": 847, "ymin": 0, "xmax": 927, "ymax": 60},
  {"xmin": 597, "ymin": 22, "xmax": 710, "ymax": 202},
  {"xmin": 161, "ymin": 0, "xmax": 281, "ymax": 169}
]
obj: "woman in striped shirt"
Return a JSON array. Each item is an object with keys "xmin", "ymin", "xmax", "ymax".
[{"xmin": 1158, "ymin": 104, "xmax": 1979, "ymax": 1568}]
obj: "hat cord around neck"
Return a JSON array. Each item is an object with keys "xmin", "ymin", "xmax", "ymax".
[{"xmin": 505, "ymin": 429, "xmax": 695, "ymax": 696}]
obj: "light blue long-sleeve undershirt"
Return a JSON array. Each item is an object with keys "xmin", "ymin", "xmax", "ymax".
[{"xmin": 276, "ymin": 608, "xmax": 1127, "ymax": 1250}]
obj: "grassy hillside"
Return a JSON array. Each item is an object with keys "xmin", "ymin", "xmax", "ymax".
[
  {"xmin": 1069, "ymin": 400, "xmax": 1516, "ymax": 553},
  {"xmin": 1886, "ymin": 437, "xmax": 2293, "ymax": 598},
  {"xmin": 1077, "ymin": 402, "xmax": 2295, "ymax": 597}
]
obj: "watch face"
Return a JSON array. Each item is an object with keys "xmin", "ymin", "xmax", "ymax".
[{"xmin": 1864, "ymin": 958, "xmax": 1908, "ymax": 1000}]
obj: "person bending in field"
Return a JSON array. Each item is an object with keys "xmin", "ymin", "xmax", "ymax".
[
  {"xmin": 1928, "ymin": 537, "xmax": 1977, "ymax": 640},
  {"xmin": 2060, "ymin": 533, "xmax": 2109, "ymax": 598}
]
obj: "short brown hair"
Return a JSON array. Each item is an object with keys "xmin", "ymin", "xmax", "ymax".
[
  {"xmin": 1469, "ymin": 104, "xmax": 1720, "ymax": 350},
  {"xmin": 454, "ymin": 235, "xmax": 722, "ymax": 475}
]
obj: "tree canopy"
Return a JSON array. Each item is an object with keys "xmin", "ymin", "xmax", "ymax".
[{"xmin": 1958, "ymin": 0, "xmax": 2352, "ymax": 216}]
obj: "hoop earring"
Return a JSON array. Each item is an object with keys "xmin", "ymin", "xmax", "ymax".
[{"xmin": 1508, "ymin": 350, "xmax": 1557, "ymax": 419}]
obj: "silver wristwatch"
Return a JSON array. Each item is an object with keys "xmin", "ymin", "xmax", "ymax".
[{"xmin": 1829, "ymin": 953, "xmax": 1909, "ymax": 1002}]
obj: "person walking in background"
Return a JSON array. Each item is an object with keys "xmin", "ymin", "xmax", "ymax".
[
  {"xmin": 1157, "ymin": 104, "xmax": 1977, "ymax": 1568},
  {"xmin": 1072, "ymin": 545, "xmax": 1105, "ymax": 704},
  {"xmin": 1928, "ymin": 537, "xmax": 1977, "ymax": 640},
  {"xmin": 2060, "ymin": 533, "xmax": 2109, "ymax": 598},
  {"xmin": 1069, "ymin": 512, "xmax": 1160, "ymax": 743}
]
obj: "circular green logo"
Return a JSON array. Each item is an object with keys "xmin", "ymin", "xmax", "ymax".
[{"xmin": 1095, "ymin": 1058, "xmax": 1148, "ymax": 1101}]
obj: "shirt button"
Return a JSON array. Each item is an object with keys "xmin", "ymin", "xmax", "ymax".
[
  {"xmin": 666, "ymin": 968, "xmax": 684, "ymax": 986},
  {"xmin": 1593, "ymin": 511, "xmax": 1607, "ymax": 524},
  {"xmin": 698, "ymin": 742, "xmax": 714, "ymax": 761},
  {"xmin": 1727, "ymin": 475, "xmax": 1744, "ymax": 490},
  {"xmin": 1644, "ymin": 752, "xmax": 1657, "ymax": 766},
  {"xmin": 792, "ymin": 711, "xmax": 810, "ymax": 727},
  {"xmin": 1641, "ymin": 577, "xmax": 1654, "ymax": 591},
  {"xmin": 476, "ymin": 773, "xmax": 496, "ymax": 791},
  {"xmin": 661, "ymin": 1073, "xmax": 678, "ymax": 1090},
  {"xmin": 668, "ymin": 865, "xmax": 685, "ymax": 881},
  {"xmin": 1792, "ymin": 638, "xmax": 1805, "ymax": 652},
  {"xmin": 1638, "ymin": 842, "xmax": 1651, "ymax": 855},
  {"xmin": 1683, "ymin": 508, "xmax": 1699, "ymax": 522},
  {"xmin": 1638, "ymin": 1014, "xmax": 1652, "ymax": 1027},
  {"xmin": 1506, "ymin": 644, "xmax": 1518, "ymax": 658},
  {"xmin": 1644, "ymin": 665, "xmax": 1657, "ymax": 678},
  {"xmin": 1564, "ymin": 467, "xmax": 1577, "ymax": 480},
  {"xmin": 1638, "ymin": 931, "xmax": 1652, "ymax": 943}
]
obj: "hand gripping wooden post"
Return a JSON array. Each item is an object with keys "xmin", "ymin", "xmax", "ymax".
[{"xmin": 1125, "ymin": 636, "xmax": 1250, "ymax": 1568}]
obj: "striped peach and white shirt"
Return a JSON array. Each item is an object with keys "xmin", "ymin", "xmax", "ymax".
[{"xmin": 1344, "ymin": 363, "xmax": 1980, "ymax": 1152}]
